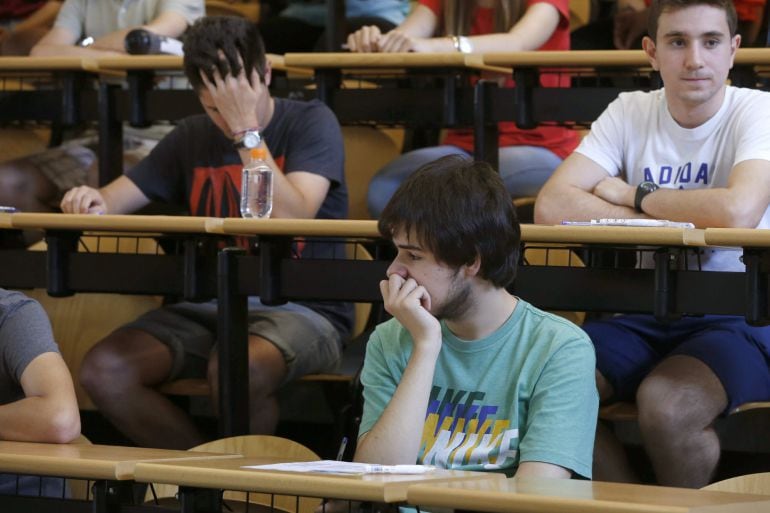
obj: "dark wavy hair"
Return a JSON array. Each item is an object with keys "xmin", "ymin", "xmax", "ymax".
[
  {"xmin": 378, "ymin": 155, "xmax": 521, "ymax": 288},
  {"xmin": 183, "ymin": 16, "xmax": 268, "ymax": 92},
  {"xmin": 648, "ymin": 0, "xmax": 737, "ymax": 40}
]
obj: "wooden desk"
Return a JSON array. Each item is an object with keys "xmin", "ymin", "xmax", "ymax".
[
  {"xmin": 520, "ymin": 225, "xmax": 706, "ymax": 247},
  {"xmin": 0, "ymin": 56, "xmax": 99, "ymax": 145},
  {"xmin": 0, "ymin": 440, "xmax": 240, "ymax": 513},
  {"xmin": 705, "ymin": 228, "xmax": 770, "ymax": 248},
  {"xmin": 407, "ymin": 476, "xmax": 770, "ymax": 513},
  {"xmin": 133, "ymin": 456, "xmax": 504, "ymax": 503},
  {"xmin": 0, "ymin": 216, "xmax": 767, "ymax": 436},
  {"xmin": 0, "ymin": 440, "xmax": 237, "ymax": 481}
]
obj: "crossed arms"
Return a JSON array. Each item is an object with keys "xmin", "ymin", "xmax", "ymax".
[{"xmin": 535, "ymin": 152, "xmax": 770, "ymax": 228}]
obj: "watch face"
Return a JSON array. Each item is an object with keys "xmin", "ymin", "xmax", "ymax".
[
  {"xmin": 641, "ymin": 182, "xmax": 658, "ymax": 193},
  {"xmin": 459, "ymin": 38, "xmax": 472, "ymax": 53},
  {"xmin": 243, "ymin": 132, "xmax": 260, "ymax": 148}
]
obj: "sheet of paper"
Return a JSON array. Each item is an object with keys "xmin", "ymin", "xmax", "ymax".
[
  {"xmin": 561, "ymin": 219, "xmax": 695, "ymax": 228},
  {"xmin": 242, "ymin": 460, "xmax": 435, "ymax": 474}
]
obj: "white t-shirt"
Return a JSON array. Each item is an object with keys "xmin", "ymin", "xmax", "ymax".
[
  {"xmin": 576, "ymin": 86, "xmax": 770, "ymax": 271},
  {"xmin": 54, "ymin": 0, "xmax": 203, "ymax": 40}
]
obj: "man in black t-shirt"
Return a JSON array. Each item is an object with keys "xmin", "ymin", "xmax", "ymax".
[{"xmin": 61, "ymin": 16, "xmax": 351, "ymax": 449}]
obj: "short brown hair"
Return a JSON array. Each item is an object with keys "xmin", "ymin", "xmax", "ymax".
[
  {"xmin": 378, "ymin": 155, "xmax": 521, "ymax": 288},
  {"xmin": 648, "ymin": 0, "xmax": 737, "ymax": 41}
]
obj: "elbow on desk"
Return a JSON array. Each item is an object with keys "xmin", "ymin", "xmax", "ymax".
[
  {"xmin": 704, "ymin": 200, "xmax": 766, "ymax": 229},
  {"xmin": 533, "ymin": 192, "xmax": 562, "ymax": 225},
  {"xmin": 39, "ymin": 407, "xmax": 81, "ymax": 444}
]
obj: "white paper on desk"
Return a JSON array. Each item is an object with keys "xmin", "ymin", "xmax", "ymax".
[{"xmin": 243, "ymin": 460, "xmax": 435, "ymax": 475}]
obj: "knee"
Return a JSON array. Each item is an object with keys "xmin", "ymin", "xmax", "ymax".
[
  {"xmin": 80, "ymin": 334, "xmax": 138, "ymax": 395},
  {"xmin": 636, "ymin": 376, "xmax": 703, "ymax": 434},
  {"xmin": 596, "ymin": 369, "xmax": 613, "ymax": 402},
  {"xmin": 80, "ymin": 346, "xmax": 118, "ymax": 395},
  {"xmin": 0, "ymin": 164, "xmax": 32, "ymax": 204}
]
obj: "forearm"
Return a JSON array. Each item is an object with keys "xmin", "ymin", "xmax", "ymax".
[
  {"xmin": 30, "ymin": 43, "xmax": 122, "ymax": 56},
  {"xmin": 355, "ymin": 347, "xmax": 439, "ymax": 465},
  {"xmin": 89, "ymin": 28, "xmax": 133, "ymax": 52},
  {"xmin": 100, "ymin": 176, "xmax": 151, "ymax": 214},
  {"xmin": 641, "ymin": 188, "xmax": 762, "ymax": 228},
  {"xmin": 0, "ymin": 397, "xmax": 80, "ymax": 443},
  {"xmin": 269, "ymin": 172, "xmax": 322, "ymax": 218},
  {"xmin": 534, "ymin": 183, "xmax": 641, "ymax": 225}
]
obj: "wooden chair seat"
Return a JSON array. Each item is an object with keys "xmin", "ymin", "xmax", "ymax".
[
  {"xmin": 599, "ymin": 400, "xmax": 770, "ymax": 421},
  {"xmin": 702, "ymin": 472, "xmax": 770, "ymax": 494},
  {"xmin": 146, "ymin": 435, "xmax": 320, "ymax": 513}
]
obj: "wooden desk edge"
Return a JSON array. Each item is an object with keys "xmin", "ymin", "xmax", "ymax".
[
  {"xmin": 284, "ymin": 52, "xmax": 471, "ymax": 69},
  {"xmin": 520, "ymin": 225, "xmax": 706, "ymax": 247},
  {"xmin": 704, "ymin": 228, "xmax": 770, "ymax": 248},
  {"xmin": 114, "ymin": 453, "xmax": 242, "ymax": 480},
  {"xmin": 133, "ymin": 463, "xmax": 502, "ymax": 503},
  {"xmin": 406, "ymin": 482, "xmax": 770, "ymax": 513},
  {"xmin": 482, "ymin": 48, "xmax": 770, "ymax": 67}
]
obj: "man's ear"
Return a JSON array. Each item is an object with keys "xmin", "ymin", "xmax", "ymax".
[
  {"xmin": 263, "ymin": 59, "xmax": 272, "ymax": 87},
  {"xmin": 464, "ymin": 254, "xmax": 482, "ymax": 278},
  {"xmin": 729, "ymin": 33, "xmax": 741, "ymax": 69},
  {"xmin": 642, "ymin": 36, "xmax": 658, "ymax": 70}
]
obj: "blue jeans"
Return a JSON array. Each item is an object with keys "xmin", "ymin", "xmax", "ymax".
[{"xmin": 366, "ymin": 145, "xmax": 563, "ymax": 217}]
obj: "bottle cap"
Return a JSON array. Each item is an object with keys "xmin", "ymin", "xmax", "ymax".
[{"xmin": 250, "ymin": 148, "xmax": 267, "ymax": 161}]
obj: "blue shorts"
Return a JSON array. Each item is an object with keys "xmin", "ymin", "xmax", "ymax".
[{"xmin": 583, "ymin": 314, "xmax": 770, "ymax": 414}]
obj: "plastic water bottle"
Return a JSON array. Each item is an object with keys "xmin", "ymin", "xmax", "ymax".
[{"xmin": 240, "ymin": 148, "xmax": 273, "ymax": 218}]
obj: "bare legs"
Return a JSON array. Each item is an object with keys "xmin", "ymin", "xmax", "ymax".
[
  {"xmin": 80, "ymin": 328, "xmax": 205, "ymax": 449},
  {"xmin": 208, "ymin": 335, "xmax": 287, "ymax": 435},
  {"xmin": 81, "ymin": 329, "xmax": 289, "ymax": 448},
  {"xmin": 594, "ymin": 355, "xmax": 727, "ymax": 487}
]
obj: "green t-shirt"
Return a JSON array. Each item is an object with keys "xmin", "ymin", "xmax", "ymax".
[{"xmin": 359, "ymin": 299, "xmax": 598, "ymax": 479}]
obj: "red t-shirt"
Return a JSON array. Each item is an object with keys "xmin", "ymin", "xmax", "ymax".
[
  {"xmin": 0, "ymin": 0, "xmax": 47, "ymax": 20},
  {"xmin": 419, "ymin": 0, "xmax": 578, "ymax": 158}
]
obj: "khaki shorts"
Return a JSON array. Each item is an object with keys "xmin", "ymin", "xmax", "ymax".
[{"xmin": 124, "ymin": 298, "xmax": 343, "ymax": 383}]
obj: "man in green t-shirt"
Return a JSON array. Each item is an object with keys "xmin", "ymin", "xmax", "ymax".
[{"xmin": 355, "ymin": 155, "xmax": 598, "ymax": 479}]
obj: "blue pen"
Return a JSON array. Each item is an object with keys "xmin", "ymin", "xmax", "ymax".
[{"xmin": 336, "ymin": 436, "xmax": 348, "ymax": 461}]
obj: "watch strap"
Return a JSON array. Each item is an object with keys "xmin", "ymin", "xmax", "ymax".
[{"xmin": 634, "ymin": 182, "xmax": 659, "ymax": 212}]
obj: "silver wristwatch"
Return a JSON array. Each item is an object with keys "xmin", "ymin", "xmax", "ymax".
[
  {"xmin": 451, "ymin": 35, "xmax": 472, "ymax": 54},
  {"xmin": 233, "ymin": 129, "xmax": 261, "ymax": 150}
]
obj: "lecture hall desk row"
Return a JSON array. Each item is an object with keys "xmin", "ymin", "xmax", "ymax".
[
  {"xmin": 0, "ymin": 213, "xmax": 770, "ymax": 436},
  {"xmin": 0, "ymin": 440, "xmax": 769, "ymax": 513},
  {"xmin": 4, "ymin": 49, "xmax": 770, "ymax": 182},
  {"xmin": 5, "ymin": 213, "xmax": 770, "ymax": 438}
]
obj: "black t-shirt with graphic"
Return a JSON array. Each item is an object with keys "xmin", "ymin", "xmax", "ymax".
[{"xmin": 128, "ymin": 98, "xmax": 353, "ymax": 339}]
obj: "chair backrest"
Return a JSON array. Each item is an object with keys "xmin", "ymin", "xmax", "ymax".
[
  {"xmin": 347, "ymin": 243, "xmax": 374, "ymax": 338},
  {"xmin": 22, "ymin": 236, "xmax": 163, "ymax": 410},
  {"xmin": 702, "ymin": 473, "xmax": 770, "ymax": 495},
  {"xmin": 148, "ymin": 435, "xmax": 321, "ymax": 513},
  {"xmin": 569, "ymin": 0, "xmax": 593, "ymax": 31},
  {"xmin": 342, "ymin": 126, "xmax": 400, "ymax": 220},
  {"xmin": 521, "ymin": 243, "xmax": 586, "ymax": 326},
  {"xmin": 205, "ymin": 0, "xmax": 260, "ymax": 21}
]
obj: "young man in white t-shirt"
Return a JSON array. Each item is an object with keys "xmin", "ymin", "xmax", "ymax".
[{"xmin": 535, "ymin": 0, "xmax": 770, "ymax": 488}]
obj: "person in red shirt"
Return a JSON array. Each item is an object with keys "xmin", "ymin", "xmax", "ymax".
[
  {"xmin": 0, "ymin": 1, "xmax": 61, "ymax": 55},
  {"xmin": 347, "ymin": 0, "xmax": 579, "ymax": 218}
]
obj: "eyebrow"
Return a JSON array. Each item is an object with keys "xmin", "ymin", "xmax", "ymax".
[
  {"xmin": 662, "ymin": 30, "xmax": 725, "ymax": 38},
  {"xmin": 395, "ymin": 243, "xmax": 423, "ymax": 251}
]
